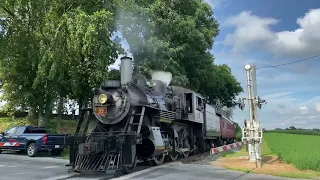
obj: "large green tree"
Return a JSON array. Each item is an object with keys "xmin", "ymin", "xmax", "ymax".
[
  {"xmin": 116, "ymin": 0, "xmax": 243, "ymax": 107},
  {"xmin": 0, "ymin": 0, "xmax": 122, "ymax": 126}
]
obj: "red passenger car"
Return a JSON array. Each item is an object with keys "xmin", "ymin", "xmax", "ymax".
[{"xmin": 217, "ymin": 113, "xmax": 236, "ymax": 144}]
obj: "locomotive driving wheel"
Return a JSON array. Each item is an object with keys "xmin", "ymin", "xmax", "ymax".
[
  {"xmin": 169, "ymin": 138, "xmax": 179, "ymax": 161},
  {"xmin": 122, "ymin": 155, "xmax": 138, "ymax": 174},
  {"xmin": 180, "ymin": 129, "xmax": 191, "ymax": 158},
  {"xmin": 150, "ymin": 154, "xmax": 165, "ymax": 166}
]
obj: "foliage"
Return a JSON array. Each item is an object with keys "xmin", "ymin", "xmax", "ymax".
[
  {"xmin": 0, "ymin": 0, "xmax": 122, "ymax": 126},
  {"xmin": 233, "ymin": 121, "xmax": 242, "ymax": 141},
  {"xmin": 116, "ymin": 0, "xmax": 243, "ymax": 107},
  {"xmin": 264, "ymin": 133, "xmax": 320, "ymax": 171}
]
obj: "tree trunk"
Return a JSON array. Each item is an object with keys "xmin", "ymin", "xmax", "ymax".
[
  {"xmin": 38, "ymin": 111, "xmax": 49, "ymax": 128},
  {"xmin": 38, "ymin": 108, "xmax": 45, "ymax": 127},
  {"xmin": 38, "ymin": 101, "xmax": 51, "ymax": 128},
  {"xmin": 27, "ymin": 107, "xmax": 36, "ymax": 120},
  {"xmin": 57, "ymin": 95, "xmax": 64, "ymax": 129}
]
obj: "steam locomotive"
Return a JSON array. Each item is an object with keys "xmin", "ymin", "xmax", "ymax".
[{"xmin": 67, "ymin": 56, "xmax": 239, "ymax": 174}]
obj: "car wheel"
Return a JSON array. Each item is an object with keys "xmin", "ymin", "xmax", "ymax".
[
  {"xmin": 0, "ymin": 149, "xmax": 2, "ymax": 154},
  {"xmin": 27, "ymin": 143, "xmax": 37, "ymax": 157}
]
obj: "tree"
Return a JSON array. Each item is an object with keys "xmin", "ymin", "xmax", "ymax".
[
  {"xmin": 0, "ymin": 0, "xmax": 122, "ymax": 126},
  {"xmin": 288, "ymin": 126, "xmax": 296, "ymax": 130},
  {"xmin": 116, "ymin": 0, "xmax": 243, "ymax": 107},
  {"xmin": 233, "ymin": 122, "xmax": 242, "ymax": 141}
]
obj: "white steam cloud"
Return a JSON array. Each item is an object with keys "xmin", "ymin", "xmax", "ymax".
[{"xmin": 151, "ymin": 71, "xmax": 172, "ymax": 86}]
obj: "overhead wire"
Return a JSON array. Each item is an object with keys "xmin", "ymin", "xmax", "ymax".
[{"xmin": 256, "ymin": 54, "xmax": 320, "ymax": 70}]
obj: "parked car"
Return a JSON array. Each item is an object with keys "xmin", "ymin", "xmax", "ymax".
[{"xmin": 0, "ymin": 125, "xmax": 68, "ymax": 157}]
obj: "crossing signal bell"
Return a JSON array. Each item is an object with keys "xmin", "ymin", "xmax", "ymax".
[
  {"xmin": 254, "ymin": 96, "xmax": 267, "ymax": 109},
  {"xmin": 234, "ymin": 98, "xmax": 245, "ymax": 110}
]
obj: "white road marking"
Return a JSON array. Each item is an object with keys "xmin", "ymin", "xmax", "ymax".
[
  {"xmin": 8, "ymin": 166, "xmax": 17, "ymax": 167},
  {"xmin": 12, "ymin": 173, "xmax": 25, "ymax": 175},
  {"xmin": 41, "ymin": 166, "xmax": 60, "ymax": 169},
  {"xmin": 0, "ymin": 165, "xmax": 6, "ymax": 167},
  {"xmin": 43, "ymin": 174, "xmax": 79, "ymax": 180}
]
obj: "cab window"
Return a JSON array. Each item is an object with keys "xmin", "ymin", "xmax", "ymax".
[
  {"xmin": 6, "ymin": 127, "xmax": 17, "ymax": 135},
  {"xmin": 15, "ymin": 127, "xmax": 26, "ymax": 135},
  {"xmin": 196, "ymin": 97, "xmax": 204, "ymax": 111}
]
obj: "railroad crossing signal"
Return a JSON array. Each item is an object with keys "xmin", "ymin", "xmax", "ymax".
[
  {"xmin": 253, "ymin": 96, "xmax": 267, "ymax": 109},
  {"xmin": 234, "ymin": 98, "xmax": 245, "ymax": 110},
  {"xmin": 241, "ymin": 64, "xmax": 266, "ymax": 168}
]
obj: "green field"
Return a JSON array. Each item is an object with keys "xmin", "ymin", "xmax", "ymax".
[{"xmin": 264, "ymin": 132, "xmax": 320, "ymax": 171}]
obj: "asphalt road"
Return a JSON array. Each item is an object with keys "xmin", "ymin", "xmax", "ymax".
[
  {"xmin": 114, "ymin": 163, "xmax": 308, "ymax": 180},
  {"xmin": 0, "ymin": 151, "xmax": 72, "ymax": 180},
  {"xmin": 0, "ymin": 151, "xmax": 309, "ymax": 180}
]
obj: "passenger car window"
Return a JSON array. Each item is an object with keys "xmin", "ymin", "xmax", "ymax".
[
  {"xmin": 6, "ymin": 127, "xmax": 17, "ymax": 135},
  {"xmin": 15, "ymin": 127, "xmax": 25, "ymax": 135}
]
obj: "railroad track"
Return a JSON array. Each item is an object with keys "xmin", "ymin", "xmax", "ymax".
[
  {"xmin": 111, "ymin": 145, "xmax": 241, "ymax": 178},
  {"xmin": 64, "ymin": 144, "xmax": 243, "ymax": 180}
]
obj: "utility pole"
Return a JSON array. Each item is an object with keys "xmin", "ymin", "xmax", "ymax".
[
  {"xmin": 252, "ymin": 65, "xmax": 262, "ymax": 167},
  {"xmin": 242, "ymin": 64, "xmax": 266, "ymax": 168}
]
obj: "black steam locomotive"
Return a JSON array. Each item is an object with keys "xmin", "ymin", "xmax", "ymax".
[{"xmin": 67, "ymin": 56, "xmax": 241, "ymax": 174}]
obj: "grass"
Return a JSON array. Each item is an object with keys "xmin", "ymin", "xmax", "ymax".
[
  {"xmin": 272, "ymin": 172, "xmax": 320, "ymax": 179},
  {"xmin": 264, "ymin": 132, "xmax": 320, "ymax": 172},
  {"xmin": 221, "ymin": 139, "xmax": 275, "ymax": 158},
  {"xmin": 216, "ymin": 135, "xmax": 320, "ymax": 179},
  {"xmin": 266, "ymin": 130, "xmax": 320, "ymax": 136}
]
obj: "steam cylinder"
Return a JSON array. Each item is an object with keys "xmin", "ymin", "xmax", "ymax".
[{"xmin": 120, "ymin": 57, "xmax": 133, "ymax": 85}]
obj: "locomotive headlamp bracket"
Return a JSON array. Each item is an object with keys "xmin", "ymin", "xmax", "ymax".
[{"xmin": 92, "ymin": 88, "xmax": 101, "ymax": 95}]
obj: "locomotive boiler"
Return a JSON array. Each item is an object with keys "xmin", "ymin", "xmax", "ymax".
[{"xmin": 66, "ymin": 56, "xmax": 237, "ymax": 175}]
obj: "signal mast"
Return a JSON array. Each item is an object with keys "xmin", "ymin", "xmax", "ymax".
[{"xmin": 240, "ymin": 64, "xmax": 266, "ymax": 167}]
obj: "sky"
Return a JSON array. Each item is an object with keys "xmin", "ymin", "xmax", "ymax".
[{"xmin": 202, "ymin": 0, "xmax": 320, "ymax": 130}]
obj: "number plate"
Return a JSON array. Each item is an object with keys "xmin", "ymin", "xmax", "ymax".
[
  {"xmin": 55, "ymin": 145, "xmax": 60, "ymax": 148},
  {"xmin": 96, "ymin": 107, "xmax": 107, "ymax": 116}
]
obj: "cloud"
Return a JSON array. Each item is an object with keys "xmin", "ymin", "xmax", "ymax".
[
  {"xmin": 316, "ymin": 103, "xmax": 320, "ymax": 112},
  {"xmin": 224, "ymin": 11, "xmax": 278, "ymax": 52},
  {"xmin": 223, "ymin": 9, "xmax": 320, "ymax": 58},
  {"xmin": 203, "ymin": 0, "xmax": 224, "ymax": 9}
]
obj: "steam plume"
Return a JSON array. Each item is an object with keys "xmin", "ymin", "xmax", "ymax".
[{"xmin": 151, "ymin": 71, "xmax": 172, "ymax": 86}]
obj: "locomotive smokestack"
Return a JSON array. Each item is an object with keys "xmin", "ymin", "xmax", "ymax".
[{"xmin": 120, "ymin": 56, "xmax": 133, "ymax": 85}]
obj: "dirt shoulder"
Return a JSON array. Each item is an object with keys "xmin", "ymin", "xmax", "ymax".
[{"xmin": 211, "ymin": 145, "xmax": 320, "ymax": 179}]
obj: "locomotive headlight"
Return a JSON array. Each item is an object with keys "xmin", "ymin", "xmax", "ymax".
[{"xmin": 98, "ymin": 94, "xmax": 108, "ymax": 104}]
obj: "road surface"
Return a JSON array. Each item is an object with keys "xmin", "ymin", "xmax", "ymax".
[
  {"xmin": 0, "ymin": 151, "xmax": 308, "ymax": 180},
  {"xmin": 112, "ymin": 162, "xmax": 308, "ymax": 180},
  {"xmin": 0, "ymin": 152, "xmax": 72, "ymax": 180}
]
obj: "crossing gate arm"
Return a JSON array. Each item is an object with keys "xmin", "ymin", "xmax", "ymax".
[{"xmin": 210, "ymin": 141, "xmax": 248, "ymax": 154}]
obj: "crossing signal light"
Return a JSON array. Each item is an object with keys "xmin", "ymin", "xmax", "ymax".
[
  {"xmin": 234, "ymin": 98, "xmax": 245, "ymax": 110},
  {"xmin": 255, "ymin": 96, "xmax": 267, "ymax": 109}
]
